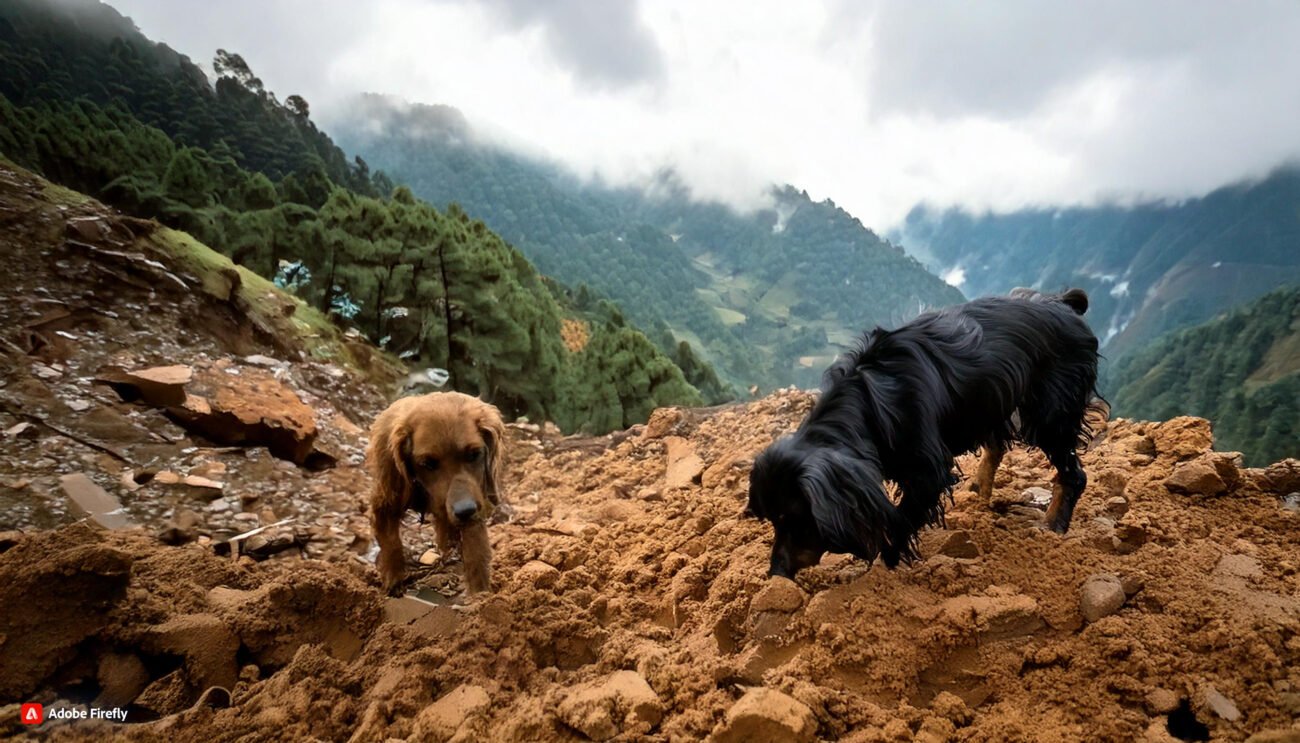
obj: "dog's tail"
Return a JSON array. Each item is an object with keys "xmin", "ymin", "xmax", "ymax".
[{"xmin": 1061, "ymin": 288, "xmax": 1089, "ymax": 315}]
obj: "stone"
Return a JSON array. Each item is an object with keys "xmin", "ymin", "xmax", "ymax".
[
  {"xmin": 937, "ymin": 530, "xmax": 981, "ymax": 559},
  {"xmin": 515, "ymin": 560, "xmax": 561, "ymax": 589},
  {"xmin": 930, "ymin": 690, "xmax": 973, "ymax": 725},
  {"xmin": 712, "ymin": 687, "xmax": 817, "ymax": 743},
  {"xmin": 97, "ymin": 364, "xmax": 193, "ymax": 407},
  {"xmin": 133, "ymin": 669, "xmax": 191, "ymax": 716},
  {"xmin": 60, "ymin": 473, "xmax": 134, "ymax": 529},
  {"xmin": 1103, "ymin": 496, "xmax": 1129, "ymax": 517},
  {"xmin": 412, "ymin": 684, "xmax": 491, "ymax": 742},
  {"xmin": 751, "ymin": 577, "xmax": 806, "ymax": 613},
  {"xmin": 938, "ymin": 591, "xmax": 1044, "ymax": 638},
  {"xmin": 1165, "ymin": 458, "xmax": 1227, "ymax": 496},
  {"xmin": 642, "ymin": 408, "xmax": 683, "ymax": 439},
  {"xmin": 167, "ymin": 366, "xmax": 319, "ymax": 465},
  {"xmin": 1260, "ymin": 459, "xmax": 1300, "ymax": 494},
  {"xmin": 1201, "ymin": 684, "xmax": 1240, "ymax": 721},
  {"xmin": 4, "ymin": 422, "xmax": 38, "ymax": 439},
  {"xmin": 1145, "ymin": 688, "xmax": 1180, "ymax": 714},
  {"xmin": 1022, "ymin": 486, "xmax": 1053, "ymax": 508},
  {"xmin": 1080, "ymin": 574, "xmax": 1126, "ymax": 623},
  {"xmin": 557, "ymin": 671, "xmax": 664, "ymax": 741},
  {"xmin": 157, "ymin": 508, "xmax": 201, "ymax": 546},
  {"xmin": 419, "ymin": 549, "xmax": 440, "ymax": 565},
  {"xmin": 664, "ymin": 436, "xmax": 705, "ymax": 489}
]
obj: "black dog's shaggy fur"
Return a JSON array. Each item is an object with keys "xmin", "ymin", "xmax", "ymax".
[{"xmin": 748, "ymin": 289, "xmax": 1100, "ymax": 578}]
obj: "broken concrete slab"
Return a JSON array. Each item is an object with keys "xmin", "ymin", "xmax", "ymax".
[{"xmin": 60, "ymin": 473, "xmax": 134, "ymax": 529}]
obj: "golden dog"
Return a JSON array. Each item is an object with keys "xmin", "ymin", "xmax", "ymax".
[{"xmin": 367, "ymin": 392, "xmax": 505, "ymax": 595}]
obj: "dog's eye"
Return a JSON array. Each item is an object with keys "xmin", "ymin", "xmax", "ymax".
[
  {"xmin": 464, "ymin": 448, "xmax": 483, "ymax": 463},
  {"xmin": 419, "ymin": 457, "xmax": 440, "ymax": 471}
]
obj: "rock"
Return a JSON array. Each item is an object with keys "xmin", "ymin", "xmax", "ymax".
[
  {"xmin": 938, "ymin": 591, "xmax": 1044, "ymax": 638},
  {"xmin": 1201, "ymin": 684, "xmax": 1241, "ymax": 721},
  {"xmin": 937, "ymin": 530, "xmax": 980, "ymax": 559},
  {"xmin": 1165, "ymin": 457, "xmax": 1227, "ymax": 496},
  {"xmin": 419, "ymin": 549, "xmax": 439, "ymax": 565},
  {"xmin": 134, "ymin": 669, "xmax": 192, "ymax": 716},
  {"xmin": 1260, "ymin": 459, "xmax": 1300, "ymax": 494},
  {"xmin": 1080, "ymin": 574, "xmax": 1126, "ymax": 623},
  {"xmin": 60, "ymin": 473, "xmax": 134, "ymax": 529},
  {"xmin": 144, "ymin": 613, "xmax": 239, "ymax": 690},
  {"xmin": 664, "ymin": 436, "xmax": 705, "ymax": 489},
  {"xmin": 1215, "ymin": 553, "xmax": 1263, "ymax": 579},
  {"xmin": 168, "ymin": 365, "xmax": 319, "ymax": 465},
  {"xmin": 4, "ymin": 422, "xmax": 38, "ymax": 439},
  {"xmin": 642, "ymin": 408, "xmax": 684, "ymax": 439},
  {"xmin": 96, "ymin": 652, "xmax": 150, "ymax": 707},
  {"xmin": 1144, "ymin": 688, "xmax": 1180, "ymax": 714},
  {"xmin": 515, "ymin": 560, "xmax": 561, "ymax": 589},
  {"xmin": 412, "ymin": 684, "xmax": 491, "ymax": 742},
  {"xmin": 636, "ymin": 487, "xmax": 663, "ymax": 502},
  {"xmin": 711, "ymin": 687, "xmax": 817, "ymax": 743},
  {"xmin": 243, "ymin": 354, "xmax": 283, "ymax": 368},
  {"xmin": 180, "ymin": 475, "xmax": 224, "ymax": 491},
  {"xmin": 557, "ymin": 671, "xmax": 664, "ymax": 740},
  {"xmin": 1103, "ymin": 496, "xmax": 1129, "ymax": 518},
  {"xmin": 1150, "ymin": 416, "xmax": 1214, "ymax": 460},
  {"xmin": 96, "ymin": 364, "xmax": 193, "ymax": 407},
  {"xmin": 1208, "ymin": 451, "xmax": 1243, "ymax": 491},
  {"xmin": 752, "ymin": 577, "xmax": 806, "ymax": 613},
  {"xmin": 929, "ymin": 690, "xmax": 973, "ymax": 725},
  {"xmin": 1113, "ymin": 522, "xmax": 1147, "ymax": 555},
  {"xmin": 66, "ymin": 399, "xmax": 92, "ymax": 412},
  {"xmin": 1022, "ymin": 486, "xmax": 1052, "ymax": 508}
]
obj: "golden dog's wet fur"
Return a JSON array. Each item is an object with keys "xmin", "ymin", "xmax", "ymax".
[{"xmin": 367, "ymin": 392, "xmax": 505, "ymax": 595}]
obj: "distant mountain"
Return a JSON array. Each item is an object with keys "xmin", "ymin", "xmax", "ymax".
[
  {"xmin": 331, "ymin": 94, "xmax": 965, "ymax": 390},
  {"xmin": 0, "ymin": 0, "xmax": 708, "ymax": 433},
  {"xmin": 1107, "ymin": 285, "xmax": 1300, "ymax": 466},
  {"xmin": 897, "ymin": 170, "xmax": 1300, "ymax": 363}
]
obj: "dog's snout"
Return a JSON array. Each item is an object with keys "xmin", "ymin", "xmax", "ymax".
[{"xmin": 452, "ymin": 499, "xmax": 478, "ymax": 521}]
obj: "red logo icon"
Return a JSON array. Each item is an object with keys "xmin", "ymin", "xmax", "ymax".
[{"xmin": 20, "ymin": 703, "xmax": 43, "ymax": 725}]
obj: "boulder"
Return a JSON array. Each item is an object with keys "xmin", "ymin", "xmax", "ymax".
[
  {"xmin": 711, "ymin": 687, "xmax": 817, "ymax": 743},
  {"xmin": 168, "ymin": 366, "xmax": 318, "ymax": 465},
  {"xmin": 1165, "ymin": 457, "xmax": 1227, "ymax": 496},
  {"xmin": 1080, "ymin": 574, "xmax": 1126, "ymax": 623},
  {"xmin": 642, "ymin": 408, "xmax": 684, "ymax": 439},
  {"xmin": 1150, "ymin": 416, "xmax": 1214, "ymax": 460},
  {"xmin": 557, "ymin": 671, "xmax": 663, "ymax": 740}
]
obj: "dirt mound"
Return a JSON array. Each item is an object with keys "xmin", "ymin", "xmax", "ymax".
[{"xmin": 3, "ymin": 391, "xmax": 1299, "ymax": 741}]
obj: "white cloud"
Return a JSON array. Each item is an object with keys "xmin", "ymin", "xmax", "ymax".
[{"xmin": 111, "ymin": 0, "xmax": 1300, "ymax": 229}]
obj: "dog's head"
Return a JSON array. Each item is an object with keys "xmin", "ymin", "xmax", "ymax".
[
  {"xmin": 748, "ymin": 436, "xmax": 901, "ymax": 578},
  {"xmin": 369, "ymin": 392, "xmax": 505, "ymax": 525}
]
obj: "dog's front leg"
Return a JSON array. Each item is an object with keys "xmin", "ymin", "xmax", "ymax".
[
  {"xmin": 973, "ymin": 443, "xmax": 1006, "ymax": 500},
  {"xmin": 373, "ymin": 509, "xmax": 406, "ymax": 596},
  {"xmin": 459, "ymin": 520, "xmax": 492, "ymax": 593}
]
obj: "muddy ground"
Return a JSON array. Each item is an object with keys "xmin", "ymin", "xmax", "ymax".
[{"xmin": 1, "ymin": 161, "xmax": 1299, "ymax": 742}]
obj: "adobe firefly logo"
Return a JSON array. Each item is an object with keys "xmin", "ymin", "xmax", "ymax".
[{"xmin": 20, "ymin": 703, "xmax": 43, "ymax": 725}]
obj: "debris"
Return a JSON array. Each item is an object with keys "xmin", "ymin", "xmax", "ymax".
[
  {"xmin": 1200, "ymin": 684, "xmax": 1241, "ymax": 722},
  {"xmin": 1165, "ymin": 456, "xmax": 1227, "ymax": 496},
  {"xmin": 412, "ymin": 684, "xmax": 491, "ymax": 741},
  {"xmin": 557, "ymin": 671, "xmax": 663, "ymax": 741},
  {"xmin": 664, "ymin": 436, "xmax": 704, "ymax": 489},
  {"xmin": 4, "ymin": 422, "xmax": 38, "ymax": 439},
  {"xmin": 60, "ymin": 473, "xmax": 134, "ymax": 529},
  {"xmin": 96, "ymin": 364, "xmax": 193, "ymax": 407},
  {"xmin": 712, "ymin": 687, "xmax": 816, "ymax": 743},
  {"xmin": 1080, "ymin": 574, "xmax": 1126, "ymax": 623},
  {"xmin": 937, "ymin": 529, "xmax": 981, "ymax": 558}
]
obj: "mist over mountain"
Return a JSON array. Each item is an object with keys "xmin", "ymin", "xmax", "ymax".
[
  {"xmin": 332, "ymin": 94, "xmax": 964, "ymax": 391},
  {"xmin": 896, "ymin": 169, "xmax": 1300, "ymax": 363}
]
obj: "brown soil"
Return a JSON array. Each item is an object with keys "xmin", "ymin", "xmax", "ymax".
[{"xmin": 2, "ymin": 396, "xmax": 1298, "ymax": 741}]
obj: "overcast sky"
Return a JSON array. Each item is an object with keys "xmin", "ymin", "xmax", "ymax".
[{"xmin": 112, "ymin": 0, "xmax": 1300, "ymax": 229}]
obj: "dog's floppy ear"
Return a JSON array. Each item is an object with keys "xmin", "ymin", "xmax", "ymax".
[
  {"xmin": 801, "ymin": 450, "xmax": 908, "ymax": 563},
  {"xmin": 477, "ymin": 402, "xmax": 506, "ymax": 505},
  {"xmin": 369, "ymin": 419, "xmax": 414, "ymax": 511}
]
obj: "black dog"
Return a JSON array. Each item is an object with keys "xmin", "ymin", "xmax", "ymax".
[{"xmin": 748, "ymin": 289, "xmax": 1100, "ymax": 578}]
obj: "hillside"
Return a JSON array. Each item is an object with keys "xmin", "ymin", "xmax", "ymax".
[
  {"xmin": 897, "ymin": 170, "xmax": 1300, "ymax": 364},
  {"xmin": 331, "ymin": 95, "xmax": 965, "ymax": 391},
  {"xmin": 0, "ymin": 0, "xmax": 707, "ymax": 434},
  {"xmin": 1108, "ymin": 285, "xmax": 1300, "ymax": 466}
]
